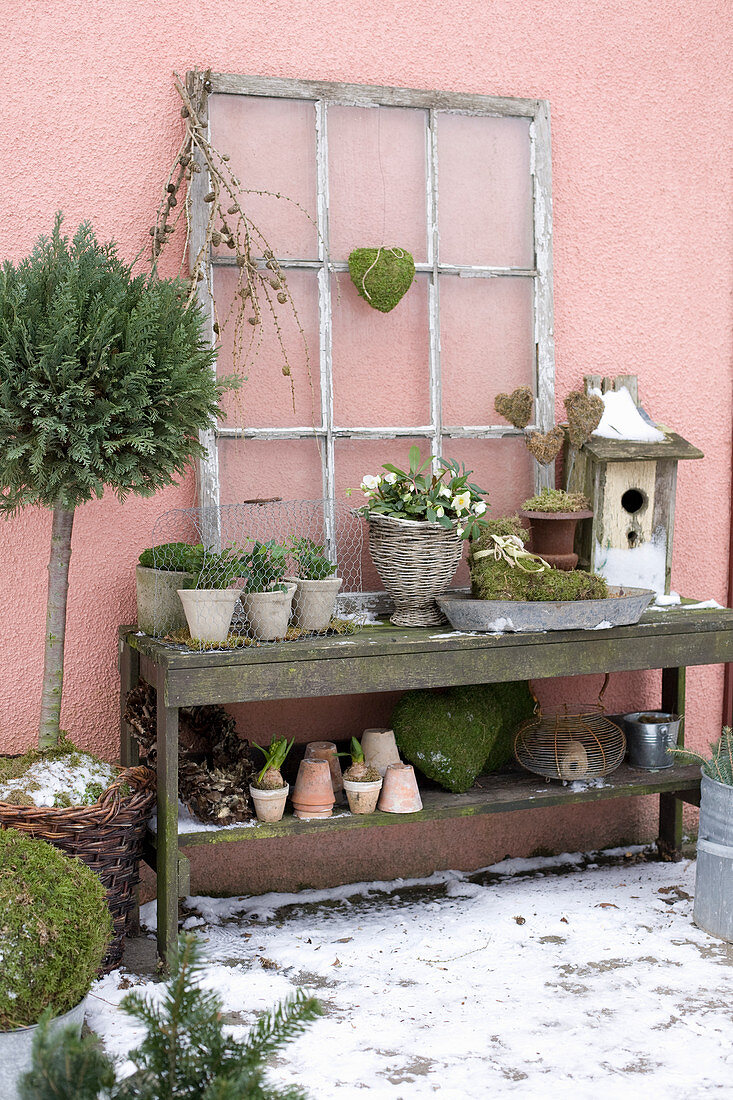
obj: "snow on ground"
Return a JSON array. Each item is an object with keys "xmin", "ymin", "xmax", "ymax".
[{"xmin": 87, "ymin": 850, "xmax": 733, "ymax": 1099}]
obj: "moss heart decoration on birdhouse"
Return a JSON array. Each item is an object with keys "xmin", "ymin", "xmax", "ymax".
[{"xmin": 348, "ymin": 247, "xmax": 415, "ymax": 313}]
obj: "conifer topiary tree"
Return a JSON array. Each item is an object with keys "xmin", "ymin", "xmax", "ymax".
[{"xmin": 0, "ymin": 216, "xmax": 225, "ymax": 749}]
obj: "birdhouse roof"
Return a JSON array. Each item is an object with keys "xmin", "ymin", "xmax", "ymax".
[{"xmin": 578, "ymin": 431, "xmax": 704, "ymax": 463}]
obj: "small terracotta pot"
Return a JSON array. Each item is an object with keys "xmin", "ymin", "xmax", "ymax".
[
  {"xmin": 249, "ymin": 783, "xmax": 289, "ymax": 823},
  {"xmin": 378, "ymin": 762, "xmax": 423, "ymax": 813},
  {"xmin": 240, "ymin": 584, "xmax": 296, "ymax": 641},
  {"xmin": 291, "ymin": 758, "xmax": 335, "ymax": 819},
  {"xmin": 286, "ymin": 576, "xmax": 342, "ymax": 632},
  {"xmin": 519, "ymin": 509, "xmax": 593, "ymax": 571},
  {"xmin": 343, "ymin": 777, "xmax": 382, "ymax": 814},
  {"xmin": 177, "ymin": 588, "xmax": 241, "ymax": 643},
  {"xmin": 361, "ymin": 728, "xmax": 401, "ymax": 777},
  {"xmin": 304, "ymin": 741, "xmax": 344, "ymax": 802}
]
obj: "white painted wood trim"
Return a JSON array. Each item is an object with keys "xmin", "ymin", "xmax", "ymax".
[
  {"xmin": 209, "ymin": 73, "xmax": 540, "ymax": 117},
  {"xmin": 530, "ymin": 100, "xmax": 556, "ymax": 493},
  {"xmin": 188, "ymin": 73, "xmax": 222, "ymax": 548}
]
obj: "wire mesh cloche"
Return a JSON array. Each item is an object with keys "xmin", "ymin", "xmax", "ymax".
[
  {"xmin": 513, "ymin": 676, "xmax": 626, "ymax": 781},
  {"xmin": 138, "ymin": 500, "xmax": 365, "ymax": 649}
]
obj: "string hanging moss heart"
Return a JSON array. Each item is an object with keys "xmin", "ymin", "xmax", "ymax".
[
  {"xmin": 525, "ymin": 426, "xmax": 565, "ymax": 466},
  {"xmin": 348, "ymin": 247, "xmax": 415, "ymax": 313},
  {"xmin": 495, "ymin": 386, "xmax": 534, "ymax": 429}
]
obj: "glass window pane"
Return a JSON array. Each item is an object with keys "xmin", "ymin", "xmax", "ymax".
[
  {"xmin": 440, "ymin": 276, "xmax": 535, "ymax": 428},
  {"xmin": 438, "ymin": 114, "xmax": 533, "ymax": 268},
  {"xmin": 213, "ymin": 266, "xmax": 321, "ymax": 430},
  {"xmin": 328, "ymin": 105, "xmax": 428, "ymax": 262},
  {"xmin": 332, "ymin": 273, "xmax": 430, "ymax": 428},
  {"xmin": 209, "ymin": 94, "xmax": 318, "ymax": 259},
  {"xmin": 218, "ymin": 437, "xmax": 325, "ymax": 507}
]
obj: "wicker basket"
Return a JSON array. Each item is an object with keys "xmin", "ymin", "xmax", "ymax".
[
  {"xmin": 0, "ymin": 765, "xmax": 156, "ymax": 971},
  {"xmin": 367, "ymin": 513, "xmax": 463, "ymax": 626}
]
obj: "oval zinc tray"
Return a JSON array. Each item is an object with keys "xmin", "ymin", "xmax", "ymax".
[{"xmin": 436, "ymin": 586, "xmax": 655, "ymax": 633}]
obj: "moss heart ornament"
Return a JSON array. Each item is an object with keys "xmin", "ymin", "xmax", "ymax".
[{"xmin": 348, "ymin": 247, "xmax": 415, "ymax": 313}]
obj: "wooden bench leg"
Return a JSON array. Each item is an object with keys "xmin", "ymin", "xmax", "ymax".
[
  {"xmin": 156, "ymin": 667, "xmax": 180, "ymax": 966},
  {"xmin": 119, "ymin": 636, "xmax": 140, "ymax": 767},
  {"xmin": 658, "ymin": 666, "xmax": 686, "ymax": 860}
]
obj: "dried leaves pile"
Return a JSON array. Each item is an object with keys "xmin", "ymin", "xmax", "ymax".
[{"xmin": 124, "ymin": 683, "xmax": 255, "ymax": 826}]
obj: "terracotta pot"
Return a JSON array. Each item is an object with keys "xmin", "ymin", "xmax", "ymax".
[
  {"xmin": 304, "ymin": 741, "xmax": 344, "ymax": 802},
  {"xmin": 249, "ymin": 783, "xmax": 289, "ymax": 823},
  {"xmin": 177, "ymin": 588, "xmax": 241, "ymax": 643},
  {"xmin": 378, "ymin": 762, "xmax": 423, "ymax": 813},
  {"xmin": 519, "ymin": 509, "xmax": 593, "ymax": 571},
  {"xmin": 343, "ymin": 777, "xmax": 382, "ymax": 814},
  {"xmin": 286, "ymin": 576, "xmax": 342, "ymax": 632},
  {"xmin": 240, "ymin": 584, "xmax": 296, "ymax": 641},
  {"xmin": 361, "ymin": 728, "xmax": 401, "ymax": 777},
  {"xmin": 291, "ymin": 758, "xmax": 335, "ymax": 819}
]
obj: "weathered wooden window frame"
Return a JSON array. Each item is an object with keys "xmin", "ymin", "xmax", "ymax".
[{"xmin": 192, "ymin": 74, "xmax": 556, "ymax": 537}]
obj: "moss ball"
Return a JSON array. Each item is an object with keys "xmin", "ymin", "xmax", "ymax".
[
  {"xmin": 0, "ymin": 828, "xmax": 112, "ymax": 1028},
  {"xmin": 392, "ymin": 682, "xmax": 535, "ymax": 793}
]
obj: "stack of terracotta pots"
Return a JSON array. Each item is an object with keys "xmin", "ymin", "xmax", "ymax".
[{"xmin": 252, "ymin": 728, "xmax": 424, "ymax": 822}]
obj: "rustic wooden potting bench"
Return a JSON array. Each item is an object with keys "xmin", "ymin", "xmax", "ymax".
[{"xmin": 119, "ymin": 601, "xmax": 733, "ymax": 960}]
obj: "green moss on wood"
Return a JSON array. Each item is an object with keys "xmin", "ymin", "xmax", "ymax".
[
  {"xmin": 0, "ymin": 828, "xmax": 112, "ymax": 1028},
  {"xmin": 347, "ymin": 247, "xmax": 415, "ymax": 312},
  {"xmin": 391, "ymin": 681, "xmax": 535, "ymax": 793}
]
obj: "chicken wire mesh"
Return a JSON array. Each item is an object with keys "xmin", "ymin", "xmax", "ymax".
[{"xmin": 137, "ymin": 500, "xmax": 365, "ymax": 649}]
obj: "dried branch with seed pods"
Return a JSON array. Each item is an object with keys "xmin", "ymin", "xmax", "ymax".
[{"xmin": 151, "ymin": 68, "xmax": 315, "ymax": 410}]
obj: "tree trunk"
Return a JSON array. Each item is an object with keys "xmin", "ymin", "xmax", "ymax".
[{"xmin": 38, "ymin": 503, "xmax": 75, "ymax": 749}]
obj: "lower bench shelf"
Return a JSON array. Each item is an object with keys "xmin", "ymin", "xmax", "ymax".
[{"xmin": 143, "ymin": 763, "xmax": 701, "ymax": 852}]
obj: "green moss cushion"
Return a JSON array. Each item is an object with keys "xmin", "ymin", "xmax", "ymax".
[
  {"xmin": 469, "ymin": 518, "xmax": 608, "ymax": 602},
  {"xmin": 392, "ymin": 682, "xmax": 535, "ymax": 793},
  {"xmin": 347, "ymin": 248, "xmax": 415, "ymax": 312},
  {"xmin": 0, "ymin": 828, "xmax": 112, "ymax": 1028}
]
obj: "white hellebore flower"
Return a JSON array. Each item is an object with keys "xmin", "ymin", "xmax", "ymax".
[
  {"xmin": 473, "ymin": 500, "xmax": 487, "ymax": 515},
  {"xmin": 383, "ymin": 472, "xmax": 397, "ymax": 484},
  {"xmin": 435, "ymin": 505, "xmax": 445, "ymax": 518},
  {"xmin": 439, "ymin": 484, "xmax": 451, "ymax": 499},
  {"xmin": 452, "ymin": 492, "xmax": 471, "ymax": 514},
  {"xmin": 361, "ymin": 474, "xmax": 381, "ymax": 493},
  {"xmin": 456, "ymin": 526, "xmax": 465, "ymax": 537}
]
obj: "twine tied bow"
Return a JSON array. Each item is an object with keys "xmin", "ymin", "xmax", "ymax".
[{"xmin": 471, "ymin": 534, "xmax": 550, "ymax": 574}]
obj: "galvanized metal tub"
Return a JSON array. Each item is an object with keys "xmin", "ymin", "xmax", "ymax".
[
  {"xmin": 694, "ymin": 773, "xmax": 733, "ymax": 943},
  {"xmin": 0, "ymin": 997, "xmax": 86, "ymax": 1100},
  {"xmin": 622, "ymin": 711, "xmax": 682, "ymax": 770},
  {"xmin": 436, "ymin": 586, "xmax": 654, "ymax": 634}
]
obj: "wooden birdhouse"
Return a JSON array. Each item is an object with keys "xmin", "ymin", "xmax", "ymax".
[{"xmin": 564, "ymin": 374, "xmax": 703, "ymax": 595}]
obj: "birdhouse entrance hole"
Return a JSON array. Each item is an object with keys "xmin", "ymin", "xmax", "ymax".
[{"xmin": 621, "ymin": 488, "xmax": 647, "ymax": 515}]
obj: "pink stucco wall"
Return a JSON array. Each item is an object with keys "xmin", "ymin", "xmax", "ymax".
[{"xmin": 1, "ymin": 2, "xmax": 731, "ymax": 882}]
